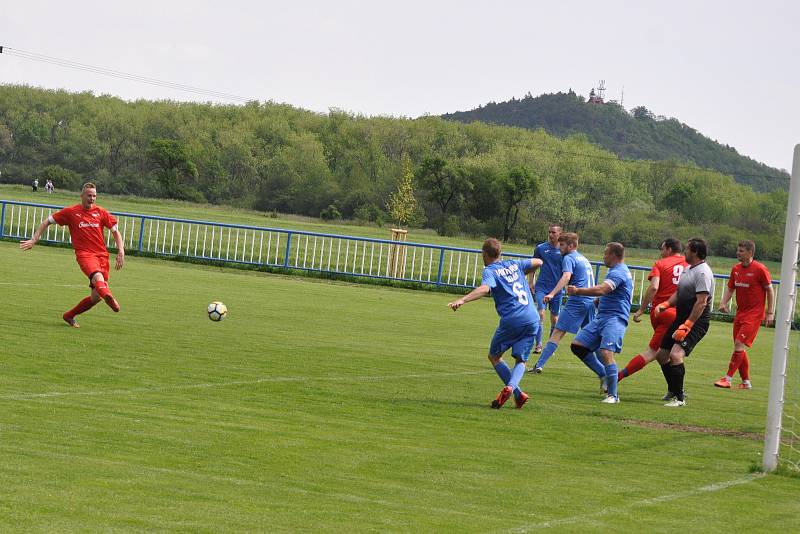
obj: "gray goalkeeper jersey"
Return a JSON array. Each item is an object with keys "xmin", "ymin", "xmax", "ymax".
[{"xmin": 675, "ymin": 261, "xmax": 714, "ymax": 320}]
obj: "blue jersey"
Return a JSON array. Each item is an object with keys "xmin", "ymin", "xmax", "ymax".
[
  {"xmin": 562, "ymin": 251, "xmax": 594, "ymax": 302},
  {"xmin": 533, "ymin": 242, "xmax": 563, "ymax": 292},
  {"xmin": 482, "ymin": 259, "xmax": 540, "ymax": 327},
  {"xmin": 597, "ymin": 263, "xmax": 633, "ymax": 323}
]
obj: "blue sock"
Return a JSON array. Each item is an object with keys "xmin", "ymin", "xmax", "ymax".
[
  {"xmin": 494, "ymin": 362, "xmax": 511, "ymax": 384},
  {"xmin": 494, "ymin": 361, "xmax": 522, "ymax": 398},
  {"xmin": 536, "ymin": 341, "xmax": 559, "ymax": 368},
  {"xmin": 508, "ymin": 362, "xmax": 526, "ymax": 392},
  {"xmin": 534, "ymin": 322, "xmax": 542, "ymax": 346},
  {"xmin": 605, "ymin": 363, "xmax": 619, "ymax": 398},
  {"xmin": 581, "ymin": 351, "xmax": 606, "ymax": 377}
]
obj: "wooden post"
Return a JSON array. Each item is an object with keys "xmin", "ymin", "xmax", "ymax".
[{"xmin": 389, "ymin": 228, "xmax": 408, "ymax": 278}]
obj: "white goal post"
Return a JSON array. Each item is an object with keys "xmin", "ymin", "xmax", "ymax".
[{"xmin": 763, "ymin": 144, "xmax": 800, "ymax": 471}]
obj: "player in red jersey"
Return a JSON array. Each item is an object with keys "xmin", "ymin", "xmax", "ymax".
[
  {"xmin": 617, "ymin": 238, "xmax": 687, "ymax": 389},
  {"xmin": 20, "ymin": 182, "xmax": 125, "ymax": 327},
  {"xmin": 714, "ymin": 240, "xmax": 774, "ymax": 389}
]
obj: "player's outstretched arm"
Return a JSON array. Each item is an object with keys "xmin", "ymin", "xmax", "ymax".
[
  {"xmin": 523, "ymin": 258, "xmax": 544, "ymax": 274},
  {"xmin": 544, "ymin": 271, "xmax": 572, "ymax": 302},
  {"xmin": 19, "ymin": 218, "xmax": 52, "ymax": 251},
  {"xmin": 568, "ymin": 281, "xmax": 612, "ymax": 297},
  {"xmin": 448, "ymin": 285, "xmax": 491, "ymax": 311},
  {"xmin": 112, "ymin": 228, "xmax": 125, "ymax": 270}
]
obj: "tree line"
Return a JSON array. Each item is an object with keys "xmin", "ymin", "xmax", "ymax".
[
  {"xmin": 0, "ymin": 85, "xmax": 787, "ymax": 260},
  {"xmin": 443, "ymin": 90, "xmax": 790, "ymax": 193}
]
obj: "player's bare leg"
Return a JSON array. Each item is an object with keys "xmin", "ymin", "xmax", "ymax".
[{"xmin": 91, "ymin": 272, "xmax": 120, "ymax": 312}]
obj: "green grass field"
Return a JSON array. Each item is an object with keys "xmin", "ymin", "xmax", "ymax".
[
  {"xmin": 1, "ymin": 239, "xmax": 798, "ymax": 532},
  {"xmin": 0, "ymin": 184, "xmax": 780, "ymax": 277}
]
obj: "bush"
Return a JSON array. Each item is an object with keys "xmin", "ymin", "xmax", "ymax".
[
  {"xmin": 320, "ymin": 204, "xmax": 342, "ymax": 221},
  {"xmin": 40, "ymin": 165, "xmax": 82, "ymax": 191}
]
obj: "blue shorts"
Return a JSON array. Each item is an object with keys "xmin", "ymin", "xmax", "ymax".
[
  {"xmin": 573, "ymin": 316, "xmax": 629, "ymax": 354},
  {"xmin": 535, "ymin": 289, "xmax": 563, "ymax": 316},
  {"xmin": 555, "ymin": 298, "xmax": 595, "ymax": 334},
  {"xmin": 489, "ymin": 321, "xmax": 539, "ymax": 361}
]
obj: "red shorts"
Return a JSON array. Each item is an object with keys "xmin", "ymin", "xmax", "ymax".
[
  {"xmin": 649, "ymin": 306, "xmax": 677, "ymax": 350},
  {"xmin": 733, "ymin": 315, "xmax": 762, "ymax": 347},
  {"xmin": 76, "ymin": 253, "xmax": 110, "ymax": 285}
]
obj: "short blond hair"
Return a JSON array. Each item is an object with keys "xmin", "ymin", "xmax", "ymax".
[
  {"xmin": 558, "ymin": 232, "xmax": 578, "ymax": 247},
  {"xmin": 82, "ymin": 182, "xmax": 97, "ymax": 191}
]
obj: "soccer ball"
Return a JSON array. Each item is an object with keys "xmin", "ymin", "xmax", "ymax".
[{"xmin": 207, "ymin": 301, "xmax": 228, "ymax": 322}]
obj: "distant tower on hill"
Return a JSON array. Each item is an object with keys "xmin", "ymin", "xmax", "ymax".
[{"xmin": 588, "ymin": 80, "xmax": 606, "ymax": 104}]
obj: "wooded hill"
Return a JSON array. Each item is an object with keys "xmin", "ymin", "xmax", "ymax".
[
  {"xmin": 0, "ymin": 85, "xmax": 788, "ymax": 259},
  {"xmin": 442, "ymin": 91, "xmax": 789, "ymax": 193}
]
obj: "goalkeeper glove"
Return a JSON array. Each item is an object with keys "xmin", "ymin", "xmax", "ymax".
[{"xmin": 672, "ymin": 319, "xmax": 694, "ymax": 342}]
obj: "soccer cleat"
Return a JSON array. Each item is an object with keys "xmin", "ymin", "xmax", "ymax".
[
  {"xmin": 662, "ymin": 391, "xmax": 690, "ymax": 401},
  {"xmin": 736, "ymin": 382, "xmax": 752, "ymax": 390},
  {"xmin": 533, "ymin": 343, "xmax": 543, "ymax": 354},
  {"xmin": 664, "ymin": 398, "xmax": 686, "ymax": 407},
  {"xmin": 515, "ymin": 391, "xmax": 530, "ymax": 409},
  {"xmin": 62, "ymin": 313, "xmax": 80, "ymax": 328},
  {"xmin": 491, "ymin": 386, "xmax": 513, "ymax": 409},
  {"xmin": 103, "ymin": 294, "xmax": 120, "ymax": 312},
  {"xmin": 601, "ymin": 395, "xmax": 619, "ymax": 404},
  {"xmin": 714, "ymin": 378, "xmax": 731, "ymax": 389},
  {"xmin": 527, "ymin": 366, "xmax": 543, "ymax": 374}
]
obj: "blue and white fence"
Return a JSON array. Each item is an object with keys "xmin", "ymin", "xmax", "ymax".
[{"xmin": 0, "ymin": 199, "xmax": 792, "ymax": 312}]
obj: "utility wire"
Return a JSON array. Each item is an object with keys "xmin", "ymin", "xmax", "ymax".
[
  {"xmin": 1, "ymin": 45, "xmax": 256, "ymax": 103},
  {"xmin": 0, "ymin": 45, "xmax": 789, "ymax": 184}
]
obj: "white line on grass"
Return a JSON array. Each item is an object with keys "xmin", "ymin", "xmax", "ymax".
[
  {"xmin": 0, "ymin": 370, "xmax": 487, "ymax": 401},
  {"xmin": 508, "ymin": 473, "xmax": 765, "ymax": 532},
  {"xmin": 0, "ymin": 281, "xmax": 163, "ymax": 291}
]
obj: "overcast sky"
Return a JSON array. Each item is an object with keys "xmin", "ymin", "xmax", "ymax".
[{"xmin": 2, "ymin": 0, "xmax": 798, "ymax": 170}]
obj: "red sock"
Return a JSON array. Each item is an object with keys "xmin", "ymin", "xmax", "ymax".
[
  {"xmin": 727, "ymin": 351, "xmax": 745, "ymax": 377},
  {"xmin": 66, "ymin": 296, "xmax": 95, "ymax": 318},
  {"xmin": 739, "ymin": 352, "xmax": 750, "ymax": 381},
  {"xmin": 619, "ymin": 354, "xmax": 647, "ymax": 382},
  {"xmin": 93, "ymin": 280, "xmax": 112, "ymax": 299}
]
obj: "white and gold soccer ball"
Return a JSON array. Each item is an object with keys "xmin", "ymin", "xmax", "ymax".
[{"xmin": 207, "ymin": 301, "xmax": 228, "ymax": 322}]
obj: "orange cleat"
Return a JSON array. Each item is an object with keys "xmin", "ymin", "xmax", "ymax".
[
  {"xmin": 714, "ymin": 378, "xmax": 731, "ymax": 389},
  {"xmin": 491, "ymin": 386, "xmax": 513, "ymax": 409},
  {"xmin": 103, "ymin": 294, "xmax": 120, "ymax": 312},
  {"xmin": 515, "ymin": 391, "xmax": 530, "ymax": 409},
  {"xmin": 62, "ymin": 313, "xmax": 80, "ymax": 328},
  {"xmin": 736, "ymin": 382, "xmax": 752, "ymax": 390}
]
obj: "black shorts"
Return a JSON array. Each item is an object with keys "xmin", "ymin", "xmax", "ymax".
[{"xmin": 660, "ymin": 317, "xmax": 709, "ymax": 356}]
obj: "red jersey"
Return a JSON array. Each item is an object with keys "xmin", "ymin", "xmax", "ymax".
[
  {"xmin": 649, "ymin": 254, "xmax": 688, "ymax": 305},
  {"xmin": 728, "ymin": 260, "xmax": 772, "ymax": 319},
  {"xmin": 51, "ymin": 204, "xmax": 117, "ymax": 257}
]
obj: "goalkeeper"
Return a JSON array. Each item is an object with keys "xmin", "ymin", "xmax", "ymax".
[{"xmin": 652, "ymin": 238, "xmax": 714, "ymax": 407}]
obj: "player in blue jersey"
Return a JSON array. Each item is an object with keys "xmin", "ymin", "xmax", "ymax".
[
  {"xmin": 531, "ymin": 233, "xmax": 606, "ymax": 382},
  {"xmin": 448, "ymin": 238, "xmax": 543, "ymax": 409},
  {"xmin": 568, "ymin": 242, "xmax": 633, "ymax": 403},
  {"xmin": 529, "ymin": 224, "xmax": 564, "ymax": 355}
]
